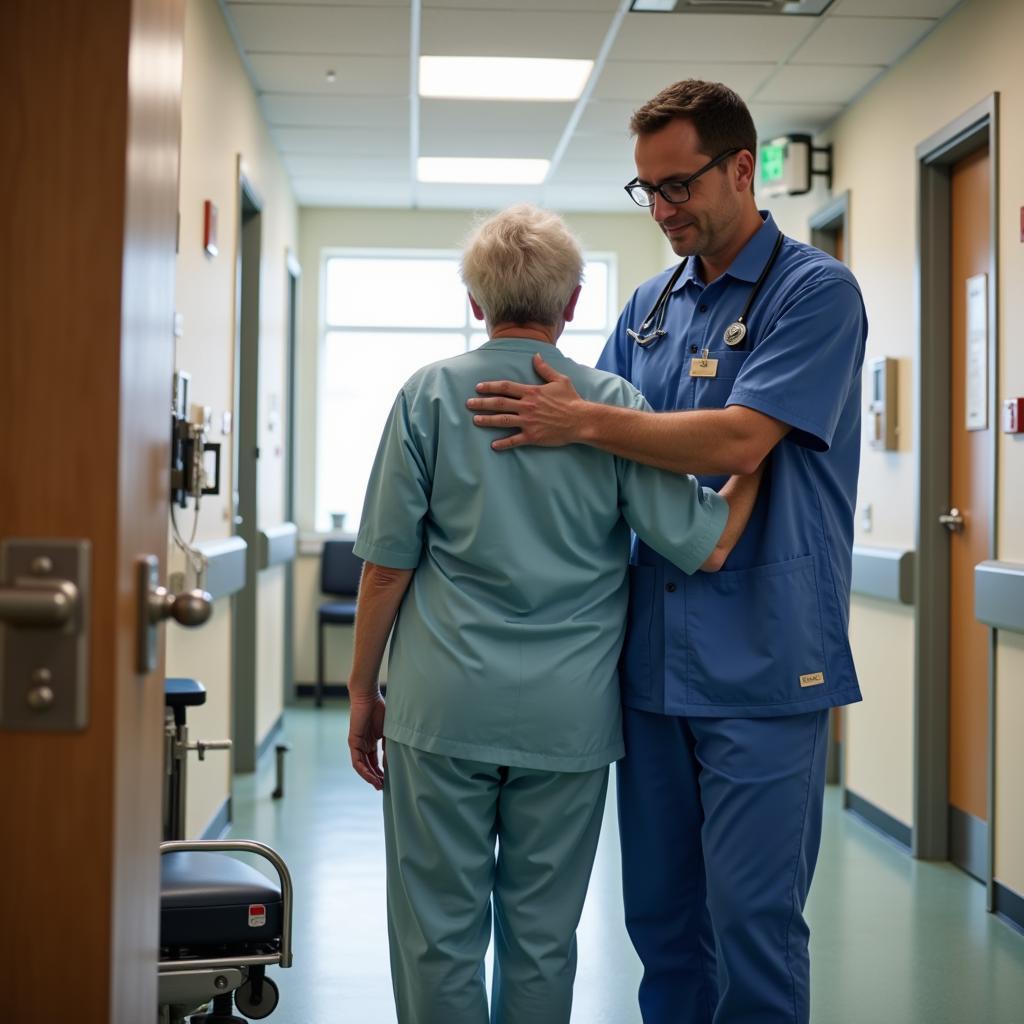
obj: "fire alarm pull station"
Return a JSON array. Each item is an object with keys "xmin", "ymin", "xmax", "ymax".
[
  {"xmin": 1002, "ymin": 397, "xmax": 1024, "ymax": 434},
  {"xmin": 868, "ymin": 357, "xmax": 898, "ymax": 451}
]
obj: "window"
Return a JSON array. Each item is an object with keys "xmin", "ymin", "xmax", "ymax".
[{"xmin": 316, "ymin": 248, "xmax": 617, "ymax": 534}]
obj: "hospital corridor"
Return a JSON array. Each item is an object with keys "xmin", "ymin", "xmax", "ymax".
[{"xmin": 3, "ymin": 0, "xmax": 1024, "ymax": 1022}]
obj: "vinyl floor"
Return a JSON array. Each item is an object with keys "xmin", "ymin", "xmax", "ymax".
[{"xmin": 227, "ymin": 704, "xmax": 1024, "ymax": 1024}]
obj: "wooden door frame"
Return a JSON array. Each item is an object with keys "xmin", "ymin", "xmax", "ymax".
[
  {"xmin": 913, "ymin": 96, "xmax": 999, "ymax": 906},
  {"xmin": 809, "ymin": 191, "xmax": 851, "ymax": 793},
  {"xmin": 232, "ymin": 162, "xmax": 263, "ymax": 773}
]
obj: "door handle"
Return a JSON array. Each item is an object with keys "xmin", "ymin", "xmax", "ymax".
[
  {"xmin": 0, "ymin": 539, "xmax": 91, "ymax": 732},
  {"xmin": 0, "ymin": 577, "xmax": 79, "ymax": 628},
  {"xmin": 137, "ymin": 556, "xmax": 213, "ymax": 672},
  {"xmin": 939, "ymin": 507, "xmax": 965, "ymax": 533}
]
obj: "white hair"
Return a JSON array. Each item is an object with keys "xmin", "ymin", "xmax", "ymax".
[{"xmin": 460, "ymin": 204, "xmax": 584, "ymax": 326}]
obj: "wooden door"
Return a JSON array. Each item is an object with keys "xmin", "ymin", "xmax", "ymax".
[
  {"xmin": 0, "ymin": 2, "xmax": 184, "ymax": 1019},
  {"xmin": 947, "ymin": 145, "xmax": 993, "ymax": 880}
]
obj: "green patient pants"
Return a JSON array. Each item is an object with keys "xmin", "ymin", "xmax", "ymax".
[{"xmin": 382, "ymin": 740, "xmax": 610, "ymax": 1024}]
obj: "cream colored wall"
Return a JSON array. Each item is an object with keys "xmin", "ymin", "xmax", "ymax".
[
  {"xmin": 822, "ymin": 0, "xmax": 1024, "ymax": 889},
  {"xmin": 846, "ymin": 599, "xmax": 915, "ymax": 825},
  {"xmin": 167, "ymin": 0, "xmax": 297, "ymax": 837}
]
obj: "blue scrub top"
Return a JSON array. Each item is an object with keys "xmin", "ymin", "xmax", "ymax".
[{"xmin": 598, "ymin": 212, "xmax": 867, "ymax": 717}]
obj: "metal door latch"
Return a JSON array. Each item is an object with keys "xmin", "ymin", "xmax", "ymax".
[
  {"xmin": 939, "ymin": 507, "xmax": 965, "ymax": 533},
  {"xmin": 0, "ymin": 539, "xmax": 90, "ymax": 732}
]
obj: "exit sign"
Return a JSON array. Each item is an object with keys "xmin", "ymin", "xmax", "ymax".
[{"xmin": 760, "ymin": 142, "xmax": 786, "ymax": 184}]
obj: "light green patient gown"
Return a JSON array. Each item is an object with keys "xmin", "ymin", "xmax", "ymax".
[
  {"xmin": 355, "ymin": 337, "xmax": 727, "ymax": 771},
  {"xmin": 353, "ymin": 337, "xmax": 726, "ymax": 1024}
]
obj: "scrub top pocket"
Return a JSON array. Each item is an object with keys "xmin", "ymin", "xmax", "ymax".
[
  {"xmin": 690, "ymin": 349, "xmax": 749, "ymax": 412},
  {"xmin": 684, "ymin": 554, "xmax": 827, "ymax": 709}
]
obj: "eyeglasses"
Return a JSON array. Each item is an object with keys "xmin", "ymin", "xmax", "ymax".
[{"xmin": 624, "ymin": 148, "xmax": 741, "ymax": 207}]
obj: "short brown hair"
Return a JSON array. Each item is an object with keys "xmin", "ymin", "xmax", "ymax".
[{"xmin": 630, "ymin": 79, "xmax": 757, "ymax": 160}]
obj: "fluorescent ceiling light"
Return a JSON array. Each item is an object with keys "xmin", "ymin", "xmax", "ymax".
[
  {"xmin": 417, "ymin": 157, "xmax": 550, "ymax": 185},
  {"xmin": 419, "ymin": 56, "xmax": 593, "ymax": 102},
  {"xmin": 630, "ymin": 0, "xmax": 677, "ymax": 9}
]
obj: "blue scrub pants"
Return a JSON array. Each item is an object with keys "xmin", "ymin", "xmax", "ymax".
[
  {"xmin": 617, "ymin": 707, "xmax": 829, "ymax": 1024},
  {"xmin": 383, "ymin": 740, "xmax": 609, "ymax": 1024}
]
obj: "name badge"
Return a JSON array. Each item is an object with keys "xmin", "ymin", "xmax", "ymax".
[{"xmin": 689, "ymin": 357, "xmax": 718, "ymax": 378}]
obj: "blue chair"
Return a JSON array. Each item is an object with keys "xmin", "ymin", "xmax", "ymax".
[{"xmin": 317, "ymin": 539, "xmax": 363, "ymax": 706}]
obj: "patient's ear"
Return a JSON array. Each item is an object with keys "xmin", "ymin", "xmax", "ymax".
[
  {"xmin": 468, "ymin": 293, "xmax": 485, "ymax": 321},
  {"xmin": 563, "ymin": 284, "xmax": 582, "ymax": 323}
]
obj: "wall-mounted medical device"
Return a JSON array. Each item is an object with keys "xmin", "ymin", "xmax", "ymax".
[
  {"xmin": 759, "ymin": 134, "xmax": 833, "ymax": 197},
  {"xmin": 867, "ymin": 357, "xmax": 898, "ymax": 451},
  {"xmin": 171, "ymin": 371, "xmax": 221, "ymax": 508}
]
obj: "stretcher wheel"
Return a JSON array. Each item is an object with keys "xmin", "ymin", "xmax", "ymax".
[{"xmin": 234, "ymin": 977, "xmax": 279, "ymax": 1020}]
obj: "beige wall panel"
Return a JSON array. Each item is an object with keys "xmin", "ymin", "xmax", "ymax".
[
  {"xmin": 164, "ymin": 604, "xmax": 235, "ymax": 838},
  {"xmin": 845, "ymin": 597, "xmax": 915, "ymax": 827},
  {"xmin": 825, "ymin": 0, "xmax": 1024, "ymax": 851},
  {"xmin": 828, "ymin": 0, "xmax": 1024, "ymax": 552},
  {"xmin": 168, "ymin": 0, "xmax": 297, "ymax": 822},
  {"xmin": 995, "ymin": 634, "xmax": 1024, "ymax": 893},
  {"xmin": 257, "ymin": 567, "xmax": 286, "ymax": 742}
]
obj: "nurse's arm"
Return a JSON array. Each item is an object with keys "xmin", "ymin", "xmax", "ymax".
[
  {"xmin": 348, "ymin": 561, "xmax": 414, "ymax": 790},
  {"xmin": 469, "ymin": 355, "xmax": 788, "ymax": 476},
  {"xmin": 700, "ymin": 465, "xmax": 764, "ymax": 573}
]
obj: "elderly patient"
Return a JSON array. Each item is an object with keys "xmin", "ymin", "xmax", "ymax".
[{"xmin": 347, "ymin": 204, "xmax": 761, "ymax": 1024}]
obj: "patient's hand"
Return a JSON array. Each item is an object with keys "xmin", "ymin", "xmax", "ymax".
[{"xmin": 348, "ymin": 693, "xmax": 386, "ymax": 791}]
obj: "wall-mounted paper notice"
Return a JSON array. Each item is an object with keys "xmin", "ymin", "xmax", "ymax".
[{"xmin": 965, "ymin": 273, "xmax": 988, "ymax": 431}]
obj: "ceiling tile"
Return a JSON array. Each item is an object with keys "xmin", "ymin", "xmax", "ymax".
[
  {"xmin": 272, "ymin": 126, "xmax": 409, "ymax": 157},
  {"xmin": 415, "ymin": 182, "xmax": 545, "ymax": 210},
  {"xmin": 293, "ymin": 179, "xmax": 415, "ymax": 208},
  {"xmin": 748, "ymin": 101, "xmax": 844, "ymax": 138},
  {"xmin": 754, "ymin": 64, "xmax": 881, "ymax": 104},
  {"xmin": 419, "ymin": 99, "xmax": 575, "ymax": 136},
  {"xmin": 791, "ymin": 16, "xmax": 933, "ymax": 64},
  {"xmin": 423, "ymin": 0, "xmax": 620, "ymax": 9},
  {"xmin": 261, "ymin": 95, "xmax": 409, "ymax": 128},
  {"xmin": 593, "ymin": 60, "xmax": 777, "ymax": 102},
  {"xmin": 419, "ymin": 129, "xmax": 561, "ymax": 159},
  {"xmin": 577, "ymin": 100, "xmax": 640, "ymax": 135},
  {"xmin": 284, "ymin": 155, "xmax": 410, "ymax": 180},
  {"xmin": 225, "ymin": 4, "xmax": 410, "ymax": 55},
  {"xmin": 611, "ymin": 11, "xmax": 818, "ymax": 63},
  {"xmin": 230, "ymin": 0, "xmax": 408, "ymax": 5},
  {"xmin": 420, "ymin": 9, "xmax": 612, "ymax": 59},
  {"xmin": 829, "ymin": 0, "xmax": 959, "ymax": 15},
  {"xmin": 248, "ymin": 54, "xmax": 409, "ymax": 96},
  {"xmin": 558, "ymin": 132, "xmax": 636, "ymax": 165}
]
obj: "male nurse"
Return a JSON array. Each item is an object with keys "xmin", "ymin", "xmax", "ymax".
[{"xmin": 466, "ymin": 79, "xmax": 867, "ymax": 1024}]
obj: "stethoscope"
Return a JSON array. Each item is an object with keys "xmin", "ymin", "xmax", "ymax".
[{"xmin": 626, "ymin": 230, "xmax": 786, "ymax": 350}]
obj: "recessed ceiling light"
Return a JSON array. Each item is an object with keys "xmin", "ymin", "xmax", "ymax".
[
  {"xmin": 419, "ymin": 57, "xmax": 593, "ymax": 102},
  {"xmin": 417, "ymin": 157, "xmax": 550, "ymax": 185},
  {"xmin": 325, "ymin": 69, "xmax": 336, "ymax": 83},
  {"xmin": 629, "ymin": 0, "xmax": 677, "ymax": 10}
]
